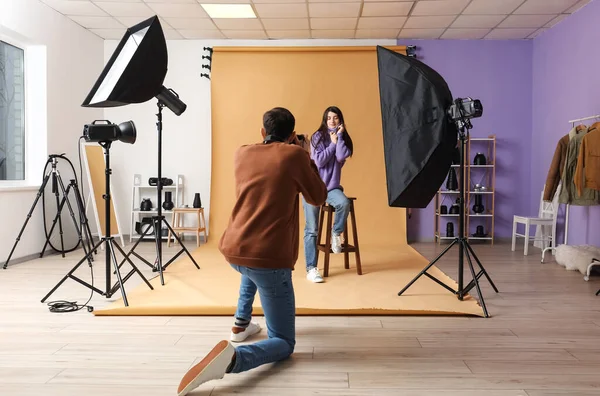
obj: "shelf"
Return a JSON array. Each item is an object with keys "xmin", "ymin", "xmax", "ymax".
[
  {"xmin": 131, "ymin": 173, "xmax": 185, "ymax": 243},
  {"xmin": 434, "ymin": 135, "xmax": 495, "ymax": 245},
  {"xmin": 135, "ymin": 185, "xmax": 177, "ymax": 189},
  {"xmin": 132, "ymin": 235, "xmax": 173, "ymax": 240},
  {"xmin": 133, "ymin": 209, "xmax": 174, "ymax": 214},
  {"xmin": 452, "ymin": 164, "xmax": 494, "ymax": 168}
]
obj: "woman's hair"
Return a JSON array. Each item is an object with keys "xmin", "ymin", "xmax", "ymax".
[{"xmin": 311, "ymin": 106, "xmax": 354, "ymax": 156}]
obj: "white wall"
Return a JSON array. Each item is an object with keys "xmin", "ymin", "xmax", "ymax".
[
  {"xmin": 0, "ymin": 0, "xmax": 103, "ymax": 264},
  {"xmin": 103, "ymin": 38, "xmax": 396, "ymax": 240}
]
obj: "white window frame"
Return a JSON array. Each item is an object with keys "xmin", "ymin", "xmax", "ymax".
[{"xmin": 0, "ymin": 28, "xmax": 47, "ymax": 192}]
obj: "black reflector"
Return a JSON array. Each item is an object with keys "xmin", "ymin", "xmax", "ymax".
[{"xmin": 376, "ymin": 46, "xmax": 458, "ymax": 208}]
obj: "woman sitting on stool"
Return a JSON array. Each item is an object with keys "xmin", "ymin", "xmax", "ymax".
[{"xmin": 303, "ymin": 106, "xmax": 354, "ymax": 283}]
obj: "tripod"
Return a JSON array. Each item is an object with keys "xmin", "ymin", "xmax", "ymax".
[
  {"xmin": 4, "ymin": 155, "xmax": 95, "ymax": 269},
  {"xmin": 120, "ymin": 100, "xmax": 199, "ymax": 286},
  {"xmin": 397, "ymin": 107, "xmax": 499, "ymax": 318},
  {"xmin": 41, "ymin": 141, "xmax": 154, "ymax": 307}
]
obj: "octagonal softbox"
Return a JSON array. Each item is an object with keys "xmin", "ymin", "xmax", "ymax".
[{"xmin": 82, "ymin": 16, "xmax": 168, "ymax": 108}]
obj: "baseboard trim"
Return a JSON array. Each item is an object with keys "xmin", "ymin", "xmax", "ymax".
[{"xmin": 1, "ymin": 250, "xmax": 60, "ymax": 268}]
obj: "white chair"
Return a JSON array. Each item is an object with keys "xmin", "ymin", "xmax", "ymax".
[{"xmin": 511, "ymin": 188, "xmax": 560, "ymax": 262}]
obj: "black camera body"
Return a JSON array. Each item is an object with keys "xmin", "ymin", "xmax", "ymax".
[
  {"xmin": 83, "ymin": 122, "xmax": 121, "ymax": 142},
  {"xmin": 148, "ymin": 177, "xmax": 173, "ymax": 186},
  {"xmin": 447, "ymin": 97, "xmax": 483, "ymax": 122},
  {"xmin": 82, "ymin": 120, "xmax": 136, "ymax": 144}
]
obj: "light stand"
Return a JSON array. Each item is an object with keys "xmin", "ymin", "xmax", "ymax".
[
  {"xmin": 77, "ymin": 15, "xmax": 199, "ymax": 285},
  {"xmin": 3, "ymin": 154, "xmax": 95, "ymax": 269},
  {"xmin": 41, "ymin": 141, "xmax": 154, "ymax": 306},
  {"xmin": 120, "ymin": 98, "xmax": 200, "ymax": 286},
  {"xmin": 397, "ymin": 100, "xmax": 499, "ymax": 318}
]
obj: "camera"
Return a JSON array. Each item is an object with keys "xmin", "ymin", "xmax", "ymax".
[{"xmin": 447, "ymin": 97, "xmax": 483, "ymax": 122}]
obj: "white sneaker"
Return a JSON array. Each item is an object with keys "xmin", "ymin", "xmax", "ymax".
[
  {"xmin": 230, "ymin": 322, "xmax": 261, "ymax": 343},
  {"xmin": 331, "ymin": 233, "xmax": 344, "ymax": 254},
  {"xmin": 177, "ymin": 340, "xmax": 235, "ymax": 396},
  {"xmin": 306, "ymin": 267, "xmax": 324, "ymax": 283}
]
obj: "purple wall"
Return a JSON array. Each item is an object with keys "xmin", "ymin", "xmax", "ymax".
[
  {"xmin": 397, "ymin": 39, "xmax": 533, "ymax": 241},
  {"xmin": 532, "ymin": 0, "xmax": 600, "ymax": 246}
]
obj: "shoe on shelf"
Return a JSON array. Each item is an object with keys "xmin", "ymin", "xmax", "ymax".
[
  {"xmin": 230, "ymin": 322, "xmax": 261, "ymax": 343},
  {"xmin": 306, "ymin": 267, "xmax": 324, "ymax": 283}
]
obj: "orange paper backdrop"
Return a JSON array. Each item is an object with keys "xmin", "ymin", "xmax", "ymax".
[{"xmin": 209, "ymin": 46, "xmax": 408, "ymax": 247}]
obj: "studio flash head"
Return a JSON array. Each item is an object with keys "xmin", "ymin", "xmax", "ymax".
[
  {"xmin": 83, "ymin": 120, "xmax": 137, "ymax": 144},
  {"xmin": 447, "ymin": 97, "xmax": 483, "ymax": 123}
]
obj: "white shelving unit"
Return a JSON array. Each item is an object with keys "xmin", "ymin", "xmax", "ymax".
[
  {"xmin": 434, "ymin": 135, "xmax": 496, "ymax": 244},
  {"xmin": 130, "ymin": 174, "xmax": 184, "ymax": 242}
]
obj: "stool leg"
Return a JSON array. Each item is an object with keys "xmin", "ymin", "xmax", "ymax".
[
  {"xmin": 168, "ymin": 212, "xmax": 175, "ymax": 247},
  {"xmin": 316, "ymin": 207, "xmax": 325, "ymax": 267},
  {"xmin": 324, "ymin": 208, "xmax": 332, "ymax": 277},
  {"xmin": 350, "ymin": 202, "xmax": 362, "ymax": 275},
  {"xmin": 201, "ymin": 210, "xmax": 208, "ymax": 243},
  {"xmin": 196, "ymin": 211, "xmax": 201, "ymax": 247},
  {"xmin": 343, "ymin": 219, "xmax": 350, "ymax": 270}
]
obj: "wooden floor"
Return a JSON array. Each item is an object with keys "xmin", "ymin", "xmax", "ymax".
[{"xmin": 2, "ymin": 239, "xmax": 600, "ymax": 395}]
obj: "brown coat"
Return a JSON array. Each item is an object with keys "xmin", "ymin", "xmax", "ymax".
[
  {"xmin": 218, "ymin": 142, "xmax": 327, "ymax": 270},
  {"xmin": 575, "ymin": 124, "xmax": 600, "ymax": 194},
  {"xmin": 543, "ymin": 133, "xmax": 570, "ymax": 201}
]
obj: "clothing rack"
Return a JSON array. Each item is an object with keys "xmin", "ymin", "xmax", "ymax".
[
  {"xmin": 563, "ymin": 114, "xmax": 600, "ymax": 244},
  {"xmin": 569, "ymin": 115, "xmax": 600, "ymax": 124}
]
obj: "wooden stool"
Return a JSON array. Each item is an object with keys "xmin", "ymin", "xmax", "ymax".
[
  {"xmin": 317, "ymin": 197, "xmax": 362, "ymax": 277},
  {"xmin": 168, "ymin": 207, "xmax": 207, "ymax": 247}
]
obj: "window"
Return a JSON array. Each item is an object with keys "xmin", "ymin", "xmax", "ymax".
[{"xmin": 0, "ymin": 40, "xmax": 25, "ymax": 181}]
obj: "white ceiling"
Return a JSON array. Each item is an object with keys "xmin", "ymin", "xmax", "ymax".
[{"xmin": 38, "ymin": 0, "xmax": 592, "ymax": 40}]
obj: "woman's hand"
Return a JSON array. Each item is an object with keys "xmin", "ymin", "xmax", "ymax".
[
  {"xmin": 330, "ymin": 131, "xmax": 338, "ymax": 144},
  {"xmin": 337, "ymin": 124, "xmax": 345, "ymax": 134}
]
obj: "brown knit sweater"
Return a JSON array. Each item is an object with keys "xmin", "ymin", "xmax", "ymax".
[{"xmin": 218, "ymin": 142, "xmax": 327, "ymax": 270}]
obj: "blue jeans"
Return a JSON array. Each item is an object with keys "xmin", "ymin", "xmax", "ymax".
[
  {"xmin": 302, "ymin": 188, "xmax": 351, "ymax": 270},
  {"xmin": 228, "ymin": 264, "xmax": 295, "ymax": 373}
]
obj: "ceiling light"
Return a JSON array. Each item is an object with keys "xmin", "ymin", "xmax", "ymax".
[{"xmin": 201, "ymin": 4, "xmax": 256, "ymax": 19}]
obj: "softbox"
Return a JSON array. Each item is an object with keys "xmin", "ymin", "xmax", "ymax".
[
  {"xmin": 81, "ymin": 16, "xmax": 168, "ymax": 108},
  {"xmin": 376, "ymin": 46, "xmax": 458, "ymax": 208}
]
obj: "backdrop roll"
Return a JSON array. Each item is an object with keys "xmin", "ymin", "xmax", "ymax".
[{"xmin": 209, "ymin": 46, "xmax": 409, "ymax": 247}]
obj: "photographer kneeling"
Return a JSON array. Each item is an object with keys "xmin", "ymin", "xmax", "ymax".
[{"xmin": 176, "ymin": 107, "xmax": 327, "ymax": 396}]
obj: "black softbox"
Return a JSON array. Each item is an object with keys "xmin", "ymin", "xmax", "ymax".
[
  {"xmin": 81, "ymin": 16, "xmax": 168, "ymax": 108},
  {"xmin": 376, "ymin": 46, "xmax": 458, "ymax": 208}
]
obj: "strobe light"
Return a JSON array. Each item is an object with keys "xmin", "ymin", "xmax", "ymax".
[
  {"xmin": 83, "ymin": 120, "xmax": 136, "ymax": 144},
  {"xmin": 447, "ymin": 97, "xmax": 483, "ymax": 130}
]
